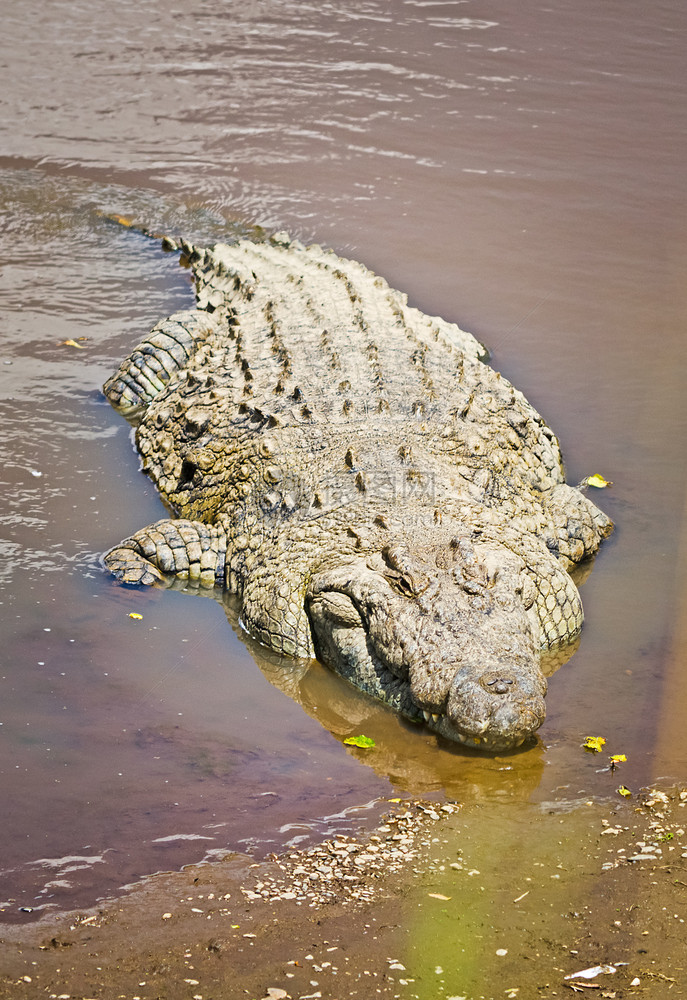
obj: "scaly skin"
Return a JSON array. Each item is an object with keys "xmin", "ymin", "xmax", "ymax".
[{"xmin": 103, "ymin": 233, "xmax": 612, "ymax": 751}]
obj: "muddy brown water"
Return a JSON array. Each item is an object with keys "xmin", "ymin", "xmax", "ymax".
[{"xmin": 1, "ymin": 0, "xmax": 686, "ymax": 928}]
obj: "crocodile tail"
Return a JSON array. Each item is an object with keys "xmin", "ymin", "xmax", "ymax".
[{"xmin": 96, "ymin": 211, "xmax": 179, "ymax": 250}]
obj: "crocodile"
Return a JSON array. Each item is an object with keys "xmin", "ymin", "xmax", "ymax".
[{"xmin": 103, "ymin": 232, "xmax": 612, "ymax": 751}]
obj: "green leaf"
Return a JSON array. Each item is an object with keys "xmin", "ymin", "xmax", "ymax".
[{"xmin": 343, "ymin": 734, "xmax": 376, "ymax": 749}]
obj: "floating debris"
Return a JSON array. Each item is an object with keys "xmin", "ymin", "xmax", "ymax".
[
  {"xmin": 343, "ymin": 734, "xmax": 376, "ymax": 749},
  {"xmin": 59, "ymin": 338, "xmax": 87, "ymax": 349},
  {"xmin": 583, "ymin": 736, "xmax": 606, "ymax": 753},
  {"xmin": 583, "ymin": 474, "xmax": 613, "ymax": 489}
]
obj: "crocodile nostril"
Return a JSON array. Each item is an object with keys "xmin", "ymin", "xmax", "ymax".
[{"xmin": 484, "ymin": 675, "xmax": 515, "ymax": 695}]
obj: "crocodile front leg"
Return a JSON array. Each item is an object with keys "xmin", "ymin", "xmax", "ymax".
[
  {"xmin": 104, "ymin": 519, "xmax": 227, "ymax": 588},
  {"xmin": 103, "ymin": 310, "xmax": 220, "ymax": 414},
  {"xmin": 545, "ymin": 483, "xmax": 614, "ymax": 567}
]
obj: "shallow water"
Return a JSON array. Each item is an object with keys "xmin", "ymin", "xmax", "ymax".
[{"xmin": 1, "ymin": 0, "xmax": 686, "ymax": 920}]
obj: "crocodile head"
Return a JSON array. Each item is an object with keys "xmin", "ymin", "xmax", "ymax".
[{"xmin": 306, "ymin": 538, "xmax": 547, "ymax": 751}]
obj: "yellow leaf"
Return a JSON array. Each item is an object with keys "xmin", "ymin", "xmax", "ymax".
[
  {"xmin": 107, "ymin": 212, "xmax": 137, "ymax": 228},
  {"xmin": 128, "ymin": 612, "xmax": 143, "ymax": 620},
  {"xmin": 61, "ymin": 339, "xmax": 86, "ymax": 349},
  {"xmin": 585, "ymin": 474, "xmax": 613, "ymax": 489},
  {"xmin": 617, "ymin": 785, "xmax": 631, "ymax": 797},
  {"xmin": 428, "ymin": 893, "xmax": 451, "ymax": 900},
  {"xmin": 610, "ymin": 754, "xmax": 627, "ymax": 764},
  {"xmin": 583, "ymin": 736, "xmax": 606, "ymax": 752},
  {"xmin": 388, "ymin": 798, "xmax": 402, "ymax": 803}
]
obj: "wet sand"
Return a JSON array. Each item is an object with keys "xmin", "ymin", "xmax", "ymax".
[{"xmin": 2, "ymin": 788, "xmax": 685, "ymax": 999}]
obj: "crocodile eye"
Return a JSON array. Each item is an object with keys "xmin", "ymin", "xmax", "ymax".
[
  {"xmin": 380, "ymin": 547, "xmax": 429, "ymax": 596},
  {"xmin": 386, "ymin": 574, "xmax": 416, "ymax": 598}
]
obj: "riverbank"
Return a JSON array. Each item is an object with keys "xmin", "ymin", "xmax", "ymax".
[{"xmin": 1, "ymin": 787, "xmax": 685, "ymax": 1000}]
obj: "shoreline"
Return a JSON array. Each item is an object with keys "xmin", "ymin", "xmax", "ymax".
[{"xmin": 1, "ymin": 788, "xmax": 685, "ymax": 999}]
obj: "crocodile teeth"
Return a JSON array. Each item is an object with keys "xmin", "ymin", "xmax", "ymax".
[{"xmin": 422, "ymin": 710, "xmax": 443, "ymax": 724}]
